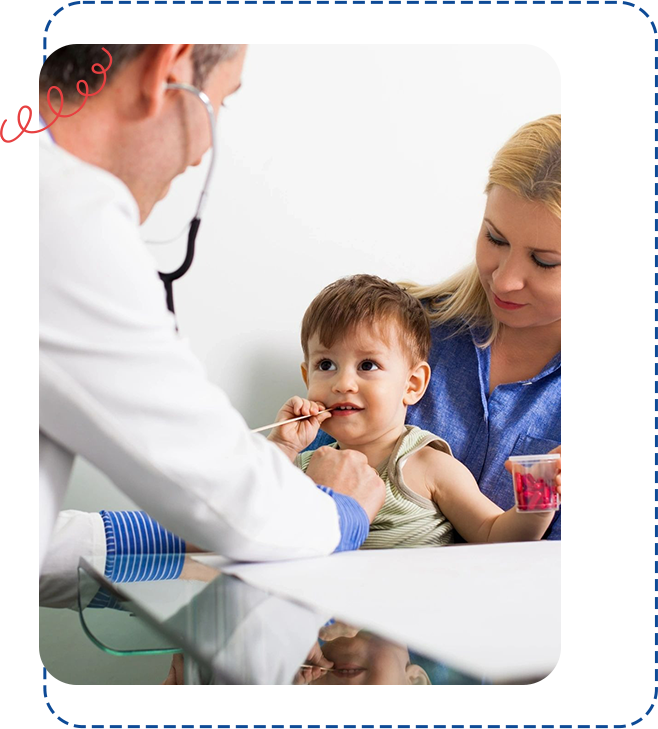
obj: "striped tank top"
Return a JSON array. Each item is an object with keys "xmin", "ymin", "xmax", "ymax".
[{"xmin": 295, "ymin": 425, "xmax": 455, "ymax": 549}]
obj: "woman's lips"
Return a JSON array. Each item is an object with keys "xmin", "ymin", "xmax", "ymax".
[{"xmin": 492, "ymin": 293, "xmax": 527, "ymax": 311}]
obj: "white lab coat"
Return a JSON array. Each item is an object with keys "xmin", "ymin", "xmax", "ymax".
[{"xmin": 39, "ymin": 134, "xmax": 342, "ymax": 585}]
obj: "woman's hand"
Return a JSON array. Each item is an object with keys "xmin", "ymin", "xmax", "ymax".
[
  {"xmin": 504, "ymin": 444, "xmax": 561, "ymax": 495},
  {"xmin": 267, "ymin": 397, "xmax": 332, "ymax": 461}
]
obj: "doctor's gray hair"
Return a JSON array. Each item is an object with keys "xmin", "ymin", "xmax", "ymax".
[{"xmin": 39, "ymin": 44, "xmax": 242, "ymax": 96}]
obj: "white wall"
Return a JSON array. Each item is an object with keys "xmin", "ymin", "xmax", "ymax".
[
  {"xmin": 64, "ymin": 44, "xmax": 561, "ymax": 509},
  {"xmin": 43, "ymin": 44, "xmax": 560, "ymax": 684}
]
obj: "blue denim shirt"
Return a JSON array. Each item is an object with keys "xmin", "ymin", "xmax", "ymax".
[{"xmin": 310, "ymin": 322, "xmax": 561, "ymax": 540}]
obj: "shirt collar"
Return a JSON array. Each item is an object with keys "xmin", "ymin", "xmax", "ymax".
[
  {"xmin": 533, "ymin": 350, "xmax": 561, "ymax": 380},
  {"xmin": 39, "ymin": 114, "xmax": 56, "ymax": 144},
  {"xmin": 469, "ymin": 325, "xmax": 561, "ymax": 388}
]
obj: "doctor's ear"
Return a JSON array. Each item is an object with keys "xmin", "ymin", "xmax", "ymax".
[
  {"xmin": 139, "ymin": 45, "xmax": 194, "ymax": 118},
  {"xmin": 403, "ymin": 362, "xmax": 431, "ymax": 406},
  {"xmin": 300, "ymin": 362, "xmax": 309, "ymax": 388}
]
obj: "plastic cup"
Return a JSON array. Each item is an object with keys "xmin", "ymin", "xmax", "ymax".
[{"xmin": 509, "ymin": 454, "xmax": 560, "ymax": 513}]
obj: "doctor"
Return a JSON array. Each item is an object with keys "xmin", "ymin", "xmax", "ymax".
[{"xmin": 39, "ymin": 44, "xmax": 385, "ymax": 582}]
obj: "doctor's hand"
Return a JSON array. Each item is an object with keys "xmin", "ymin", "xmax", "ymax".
[
  {"xmin": 162, "ymin": 654, "xmax": 184, "ymax": 685},
  {"xmin": 268, "ymin": 397, "xmax": 332, "ymax": 461},
  {"xmin": 306, "ymin": 447, "xmax": 385, "ymax": 524}
]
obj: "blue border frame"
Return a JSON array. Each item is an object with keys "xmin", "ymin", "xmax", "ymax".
[{"xmin": 42, "ymin": 0, "xmax": 632, "ymax": 728}]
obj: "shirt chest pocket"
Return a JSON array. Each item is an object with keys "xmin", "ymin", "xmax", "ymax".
[
  {"xmin": 491, "ymin": 433, "xmax": 561, "ymax": 511},
  {"xmin": 512, "ymin": 433, "xmax": 561, "ymax": 457}
]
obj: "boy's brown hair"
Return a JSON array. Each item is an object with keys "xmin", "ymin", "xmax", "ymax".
[{"xmin": 301, "ymin": 274, "xmax": 431, "ymax": 365}]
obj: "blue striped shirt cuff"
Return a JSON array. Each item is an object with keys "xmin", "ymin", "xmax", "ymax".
[
  {"xmin": 315, "ymin": 485, "xmax": 369, "ymax": 552},
  {"xmin": 99, "ymin": 510, "xmax": 186, "ymax": 583}
]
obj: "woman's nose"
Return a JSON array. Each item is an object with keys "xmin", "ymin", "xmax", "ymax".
[{"xmin": 492, "ymin": 253, "xmax": 525, "ymax": 293}]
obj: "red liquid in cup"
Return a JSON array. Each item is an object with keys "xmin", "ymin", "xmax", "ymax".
[{"xmin": 514, "ymin": 472, "xmax": 559, "ymax": 512}]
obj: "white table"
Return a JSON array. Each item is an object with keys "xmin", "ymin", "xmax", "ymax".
[{"xmin": 222, "ymin": 540, "xmax": 560, "ymax": 683}]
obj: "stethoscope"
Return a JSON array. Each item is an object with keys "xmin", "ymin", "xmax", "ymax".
[
  {"xmin": 152, "ymin": 82, "xmax": 218, "ymax": 317},
  {"xmin": 41, "ymin": 80, "xmax": 216, "ymax": 318}
]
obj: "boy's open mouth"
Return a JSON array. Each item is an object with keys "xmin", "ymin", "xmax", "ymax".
[
  {"xmin": 332, "ymin": 665, "xmax": 366, "ymax": 678},
  {"xmin": 330, "ymin": 403, "xmax": 364, "ymax": 416}
]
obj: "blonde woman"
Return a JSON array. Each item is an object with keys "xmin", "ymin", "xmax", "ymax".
[
  {"xmin": 307, "ymin": 116, "xmax": 560, "ymax": 540},
  {"xmin": 404, "ymin": 115, "xmax": 561, "ymax": 539}
]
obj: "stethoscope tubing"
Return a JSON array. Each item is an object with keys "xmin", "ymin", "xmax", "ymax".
[{"xmin": 155, "ymin": 81, "xmax": 218, "ymax": 315}]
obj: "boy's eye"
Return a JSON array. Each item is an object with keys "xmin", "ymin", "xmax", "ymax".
[
  {"xmin": 318, "ymin": 360, "xmax": 336, "ymax": 371},
  {"xmin": 359, "ymin": 360, "xmax": 379, "ymax": 371}
]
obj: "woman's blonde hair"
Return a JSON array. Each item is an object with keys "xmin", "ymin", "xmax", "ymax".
[{"xmin": 400, "ymin": 114, "xmax": 561, "ymax": 347}]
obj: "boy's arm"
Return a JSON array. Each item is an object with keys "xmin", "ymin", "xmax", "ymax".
[{"xmin": 409, "ymin": 449, "xmax": 553, "ymax": 543}]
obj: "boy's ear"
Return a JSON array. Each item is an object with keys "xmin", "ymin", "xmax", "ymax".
[
  {"xmin": 300, "ymin": 362, "xmax": 309, "ymax": 387},
  {"xmin": 406, "ymin": 664, "xmax": 431, "ymax": 685},
  {"xmin": 403, "ymin": 362, "xmax": 431, "ymax": 406}
]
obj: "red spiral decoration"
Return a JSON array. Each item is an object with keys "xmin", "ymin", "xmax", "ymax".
[{"xmin": 1, "ymin": 46, "xmax": 113, "ymax": 143}]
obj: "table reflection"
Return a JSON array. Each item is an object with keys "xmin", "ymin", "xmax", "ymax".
[
  {"xmin": 78, "ymin": 553, "xmax": 486, "ymax": 685},
  {"xmin": 295, "ymin": 623, "xmax": 430, "ymax": 685}
]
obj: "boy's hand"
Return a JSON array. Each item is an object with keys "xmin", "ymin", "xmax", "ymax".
[
  {"xmin": 549, "ymin": 445, "xmax": 561, "ymax": 495},
  {"xmin": 267, "ymin": 396, "xmax": 332, "ymax": 461},
  {"xmin": 292, "ymin": 643, "xmax": 334, "ymax": 685},
  {"xmin": 504, "ymin": 445, "xmax": 561, "ymax": 495}
]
